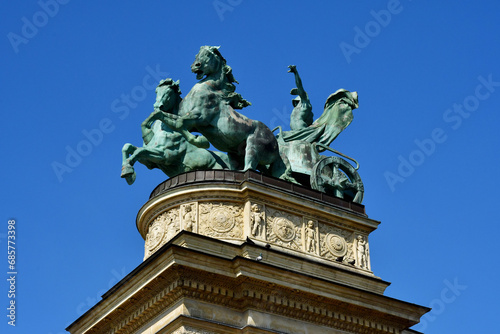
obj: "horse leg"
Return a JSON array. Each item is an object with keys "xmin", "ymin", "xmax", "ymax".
[
  {"xmin": 133, "ymin": 148, "xmax": 165, "ymax": 169},
  {"xmin": 244, "ymin": 123, "xmax": 281, "ymax": 172},
  {"xmin": 270, "ymin": 152, "xmax": 297, "ymax": 183},
  {"xmin": 227, "ymin": 152, "xmax": 244, "ymax": 171},
  {"xmin": 162, "ymin": 114, "xmax": 210, "ymax": 149},
  {"xmin": 243, "ymin": 133, "xmax": 260, "ymax": 171},
  {"xmin": 121, "ymin": 144, "xmax": 139, "ymax": 185},
  {"xmin": 122, "ymin": 144, "xmax": 137, "ymax": 171},
  {"xmin": 159, "ymin": 112, "xmax": 183, "ymax": 130},
  {"xmin": 122, "ymin": 146, "xmax": 168, "ymax": 185},
  {"xmin": 249, "ymin": 125, "xmax": 297, "ymax": 183},
  {"xmin": 122, "ymin": 143, "xmax": 136, "ymax": 164}
]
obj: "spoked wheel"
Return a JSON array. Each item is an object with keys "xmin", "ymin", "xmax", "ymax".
[{"xmin": 310, "ymin": 156, "xmax": 364, "ymax": 203}]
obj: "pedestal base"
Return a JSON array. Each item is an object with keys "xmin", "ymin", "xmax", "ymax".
[
  {"xmin": 67, "ymin": 172, "xmax": 429, "ymax": 334},
  {"xmin": 67, "ymin": 233, "xmax": 428, "ymax": 334}
]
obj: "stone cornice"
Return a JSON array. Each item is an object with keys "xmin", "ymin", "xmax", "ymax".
[
  {"xmin": 148, "ymin": 170, "xmax": 366, "ymax": 216},
  {"xmin": 67, "ymin": 235, "xmax": 429, "ymax": 334}
]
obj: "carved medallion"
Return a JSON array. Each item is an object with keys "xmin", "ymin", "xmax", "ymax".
[
  {"xmin": 145, "ymin": 220, "xmax": 165, "ymax": 251},
  {"xmin": 144, "ymin": 208, "xmax": 180, "ymax": 260},
  {"xmin": 199, "ymin": 202, "xmax": 243, "ymax": 239},
  {"xmin": 272, "ymin": 217, "xmax": 296, "ymax": 242},
  {"xmin": 325, "ymin": 233, "xmax": 347, "ymax": 258},
  {"xmin": 209, "ymin": 206, "xmax": 235, "ymax": 232}
]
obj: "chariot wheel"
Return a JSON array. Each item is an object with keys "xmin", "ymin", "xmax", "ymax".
[{"xmin": 310, "ymin": 156, "xmax": 364, "ymax": 203}]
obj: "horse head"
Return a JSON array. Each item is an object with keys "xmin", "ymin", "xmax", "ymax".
[
  {"xmin": 191, "ymin": 45, "xmax": 226, "ymax": 81},
  {"xmin": 189, "ymin": 46, "xmax": 248, "ymax": 108},
  {"xmin": 153, "ymin": 78, "xmax": 182, "ymax": 113}
]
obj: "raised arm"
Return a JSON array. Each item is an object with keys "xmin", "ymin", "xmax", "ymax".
[
  {"xmin": 155, "ymin": 109, "xmax": 210, "ymax": 149},
  {"xmin": 288, "ymin": 65, "xmax": 308, "ymax": 101}
]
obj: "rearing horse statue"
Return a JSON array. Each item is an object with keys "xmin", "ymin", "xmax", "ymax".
[
  {"xmin": 159, "ymin": 46, "xmax": 292, "ymax": 180},
  {"xmin": 121, "ymin": 78, "xmax": 230, "ymax": 185}
]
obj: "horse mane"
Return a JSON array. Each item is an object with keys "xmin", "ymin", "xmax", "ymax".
[
  {"xmin": 209, "ymin": 46, "xmax": 251, "ymax": 109},
  {"xmin": 156, "ymin": 78, "xmax": 182, "ymax": 95}
]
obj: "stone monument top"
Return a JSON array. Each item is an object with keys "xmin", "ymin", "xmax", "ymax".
[{"xmin": 68, "ymin": 47, "xmax": 430, "ymax": 334}]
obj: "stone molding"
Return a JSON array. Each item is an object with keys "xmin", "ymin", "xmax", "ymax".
[
  {"xmin": 148, "ymin": 170, "xmax": 365, "ymax": 215},
  {"xmin": 66, "ymin": 239, "xmax": 429, "ymax": 334},
  {"xmin": 170, "ymin": 327, "xmax": 217, "ymax": 334},
  {"xmin": 138, "ymin": 180, "xmax": 374, "ymax": 273}
]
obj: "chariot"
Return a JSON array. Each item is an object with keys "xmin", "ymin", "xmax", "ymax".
[{"xmin": 274, "ymin": 127, "xmax": 364, "ymax": 204}]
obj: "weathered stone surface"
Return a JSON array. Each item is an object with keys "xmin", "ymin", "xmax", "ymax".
[
  {"xmin": 66, "ymin": 233, "xmax": 429, "ymax": 334},
  {"xmin": 138, "ymin": 172, "xmax": 374, "ymax": 275},
  {"xmin": 67, "ymin": 173, "xmax": 429, "ymax": 334}
]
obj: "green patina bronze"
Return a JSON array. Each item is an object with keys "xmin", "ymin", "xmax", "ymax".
[
  {"xmin": 121, "ymin": 46, "xmax": 364, "ymax": 203},
  {"xmin": 121, "ymin": 78, "xmax": 230, "ymax": 185},
  {"xmin": 288, "ymin": 65, "xmax": 313, "ymax": 131},
  {"xmin": 158, "ymin": 46, "xmax": 293, "ymax": 182},
  {"xmin": 279, "ymin": 65, "xmax": 359, "ymax": 148}
]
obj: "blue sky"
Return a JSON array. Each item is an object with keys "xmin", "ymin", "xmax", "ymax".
[{"xmin": 2, "ymin": 1, "xmax": 500, "ymax": 333}]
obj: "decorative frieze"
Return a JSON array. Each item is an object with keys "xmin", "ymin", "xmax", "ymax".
[
  {"xmin": 319, "ymin": 224, "xmax": 354, "ymax": 265},
  {"xmin": 142, "ymin": 198, "xmax": 372, "ymax": 273},
  {"xmin": 140, "ymin": 180, "xmax": 374, "ymax": 274}
]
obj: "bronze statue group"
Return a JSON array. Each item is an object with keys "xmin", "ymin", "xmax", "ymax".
[{"xmin": 121, "ymin": 46, "xmax": 363, "ymax": 203}]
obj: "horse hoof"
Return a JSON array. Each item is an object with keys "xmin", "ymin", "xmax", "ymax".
[
  {"xmin": 281, "ymin": 172, "xmax": 300, "ymax": 185},
  {"xmin": 121, "ymin": 164, "xmax": 134, "ymax": 177},
  {"xmin": 125, "ymin": 172, "xmax": 136, "ymax": 185}
]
